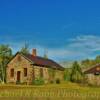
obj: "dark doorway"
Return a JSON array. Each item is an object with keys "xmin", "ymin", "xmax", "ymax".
[{"xmin": 17, "ymin": 71, "xmax": 21, "ymax": 82}]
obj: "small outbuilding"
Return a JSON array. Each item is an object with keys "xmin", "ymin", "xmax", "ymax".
[{"xmin": 84, "ymin": 63, "xmax": 100, "ymax": 85}]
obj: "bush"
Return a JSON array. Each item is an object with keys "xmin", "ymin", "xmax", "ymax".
[
  {"xmin": 50, "ymin": 80, "xmax": 54, "ymax": 84},
  {"xmin": 56, "ymin": 79, "xmax": 60, "ymax": 84},
  {"xmin": 9, "ymin": 82, "xmax": 16, "ymax": 84},
  {"xmin": 32, "ymin": 78, "xmax": 44, "ymax": 85},
  {"xmin": 70, "ymin": 61, "xmax": 83, "ymax": 83},
  {"xmin": 21, "ymin": 82, "xmax": 27, "ymax": 85},
  {"xmin": 16, "ymin": 80, "xmax": 21, "ymax": 84}
]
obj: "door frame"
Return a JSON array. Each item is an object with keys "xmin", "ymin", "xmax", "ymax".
[{"xmin": 16, "ymin": 71, "xmax": 21, "ymax": 83}]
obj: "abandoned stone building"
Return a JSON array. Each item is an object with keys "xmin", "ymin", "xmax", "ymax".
[{"xmin": 6, "ymin": 49, "xmax": 64, "ymax": 84}]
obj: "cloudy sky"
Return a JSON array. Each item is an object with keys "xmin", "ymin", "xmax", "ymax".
[{"xmin": 0, "ymin": 0, "xmax": 100, "ymax": 61}]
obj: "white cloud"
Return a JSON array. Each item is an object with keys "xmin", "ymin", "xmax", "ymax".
[
  {"xmin": 43, "ymin": 35, "xmax": 100, "ymax": 61},
  {"xmin": 68, "ymin": 35, "xmax": 100, "ymax": 52},
  {"xmin": 7, "ymin": 35, "xmax": 100, "ymax": 61},
  {"xmin": 69, "ymin": 35, "xmax": 99, "ymax": 42}
]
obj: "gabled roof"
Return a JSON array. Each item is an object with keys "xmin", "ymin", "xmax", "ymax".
[
  {"xmin": 8, "ymin": 52, "xmax": 64, "ymax": 71},
  {"xmin": 84, "ymin": 63, "xmax": 100, "ymax": 74}
]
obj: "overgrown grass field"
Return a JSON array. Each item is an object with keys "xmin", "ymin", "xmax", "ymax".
[{"xmin": 0, "ymin": 82, "xmax": 100, "ymax": 100}]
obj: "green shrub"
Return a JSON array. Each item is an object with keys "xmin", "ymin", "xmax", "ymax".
[
  {"xmin": 9, "ymin": 82, "xmax": 15, "ymax": 84},
  {"xmin": 32, "ymin": 78, "xmax": 44, "ymax": 85},
  {"xmin": 21, "ymin": 82, "xmax": 27, "ymax": 85},
  {"xmin": 50, "ymin": 80, "xmax": 54, "ymax": 84},
  {"xmin": 70, "ymin": 61, "xmax": 83, "ymax": 83},
  {"xmin": 56, "ymin": 79, "xmax": 60, "ymax": 84},
  {"xmin": 16, "ymin": 80, "xmax": 21, "ymax": 84}
]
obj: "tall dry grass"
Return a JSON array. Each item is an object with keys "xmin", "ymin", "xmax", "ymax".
[{"xmin": 0, "ymin": 82, "xmax": 99, "ymax": 100}]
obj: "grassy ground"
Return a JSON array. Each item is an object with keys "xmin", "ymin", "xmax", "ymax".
[{"xmin": 0, "ymin": 82, "xmax": 100, "ymax": 100}]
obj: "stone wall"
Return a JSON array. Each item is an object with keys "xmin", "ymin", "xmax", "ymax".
[
  {"xmin": 55, "ymin": 70, "xmax": 64, "ymax": 81},
  {"xmin": 86, "ymin": 74, "xmax": 100, "ymax": 86},
  {"xmin": 33, "ymin": 66, "xmax": 49, "ymax": 83}
]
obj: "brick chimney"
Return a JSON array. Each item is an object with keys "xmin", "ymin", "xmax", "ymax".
[{"xmin": 32, "ymin": 49, "xmax": 37, "ymax": 56}]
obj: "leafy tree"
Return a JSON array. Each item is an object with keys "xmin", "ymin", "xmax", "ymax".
[
  {"xmin": 81, "ymin": 58, "xmax": 98, "ymax": 69},
  {"xmin": 44, "ymin": 53, "xmax": 48, "ymax": 59},
  {"xmin": 20, "ymin": 43, "xmax": 29, "ymax": 55},
  {"xmin": 81, "ymin": 59, "xmax": 91, "ymax": 67},
  {"xmin": 64, "ymin": 68, "xmax": 71, "ymax": 81},
  {"xmin": 95, "ymin": 55, "xmax": 100, "ymax": 63},
  {"xmin": 70, "ymin": 61, "xmax": 83, "ymax": 83},
  {"xmin": 0, "ymin": 45, "xmax": 12, "ymax": 83},
  {"xmin": 43, "ymin": 49, "xmax": 48, "ymax": 59}
]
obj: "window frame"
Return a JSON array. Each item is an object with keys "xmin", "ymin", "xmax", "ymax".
[
  {"xmin": 10, "ymin": 68, "xmax": 14, "ymax": 77},
  {"xmin": 17, "ymin": 55, "xmax": 21, "ymax": 62},
  {"xmin": 94, "ymin": 72, "xmax": 100, "ymax": 75},
  {"xmin": 40, "ymin": 68, "xmax": 43, "ymax": 77},
  {"xmin": 24, "ymin": 68, "xmax": 27, "ymax": 77}
]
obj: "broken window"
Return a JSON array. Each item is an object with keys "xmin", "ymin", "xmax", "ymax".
[
  {"xmin": 40, "ymin": 68, "xmax": 43, "ymax": 77},
  {"xmin": 24, "ymin": 68, "xmax": 27, "ymax": 77},
  {"xmin": 10, "ymin": 68, "xmax": 14, "ymax": 77}
]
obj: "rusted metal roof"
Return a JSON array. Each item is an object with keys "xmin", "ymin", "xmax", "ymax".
[
  {"xmin": 84, "ymin": 63, "xmax": 100, "ymax": 74},
  {"xmin": 22, "ymin": 53, "xmax": 64, "ymax": 71}
]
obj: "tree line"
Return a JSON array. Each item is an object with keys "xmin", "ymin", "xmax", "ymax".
[
  {"xmin": 64, "ymin": 55, "xmax": 100, "ymax": 84},
  {"xmin": 0, "ymin": 44, "xmax": 100, "ymax": 84}
]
